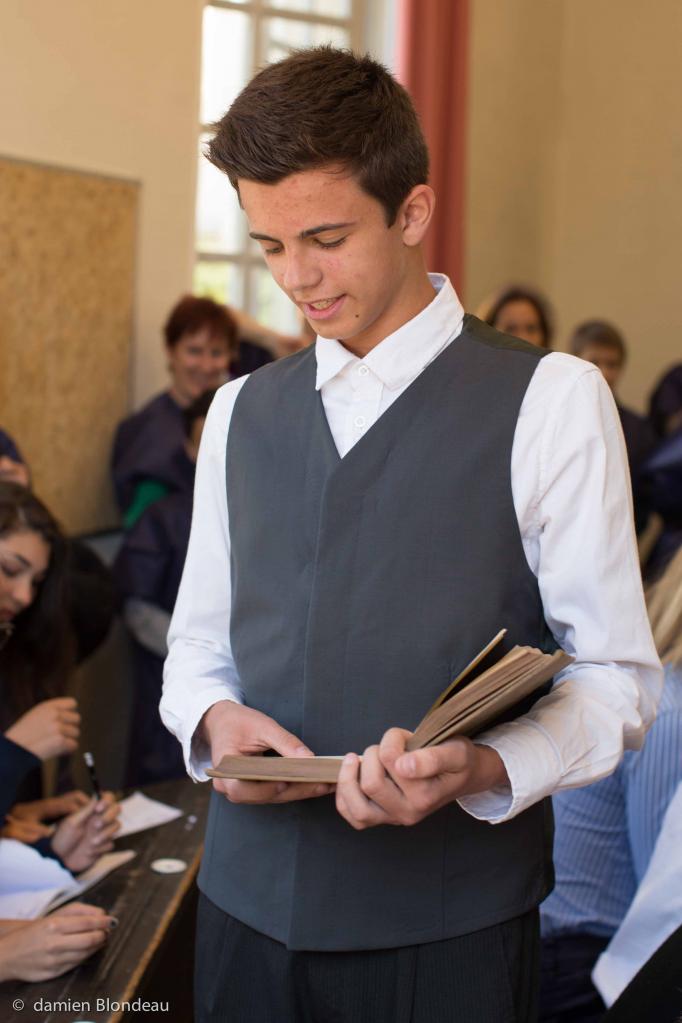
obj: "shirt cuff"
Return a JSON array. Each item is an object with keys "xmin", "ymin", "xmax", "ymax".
[
  {"xmin": 184, "ymin": 691, "xmax": 242, "ymax": 777},
  {"xmin": 456, "ymin": 722, "xmax": 563, "ymax": 823}
]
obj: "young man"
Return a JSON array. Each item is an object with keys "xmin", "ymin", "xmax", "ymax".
[
  {"xmin": 569, "ymin": 320, "xmax": 656, "ymax": 534},
  {"xmin": 161, "ymin": 48, "xmax": 661, "ymax": 1022}
]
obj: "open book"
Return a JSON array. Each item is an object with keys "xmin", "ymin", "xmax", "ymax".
[{"xmin": 207, "ymin": 630, "xmax": 573, "ymax": 785}]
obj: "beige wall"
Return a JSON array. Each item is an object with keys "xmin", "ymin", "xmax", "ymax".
[
  {"xmin": 465, "ymin": 1, "xmax": 562, "ymax": 313},
  {"xmin": 0, "ymin": 0, "xmax": 203, "ymax": 408},
  {"xmin": 465, "ymin": 0, "xmax": 682, "ymax": 412}
]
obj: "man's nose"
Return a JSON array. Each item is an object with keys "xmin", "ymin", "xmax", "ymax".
[{"xmin": 282, "ymin": 249, "xmax": 322, "ymax": 295}]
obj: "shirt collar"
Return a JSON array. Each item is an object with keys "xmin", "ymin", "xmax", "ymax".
[{"xmin": 314, "ymin": 274, "xmax": 465, "ymax": 391}]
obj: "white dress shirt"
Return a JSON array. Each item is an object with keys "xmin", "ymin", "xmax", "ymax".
[{"xmin": 162, "ymin": 274, "xmax": 662, "ymax": 823}]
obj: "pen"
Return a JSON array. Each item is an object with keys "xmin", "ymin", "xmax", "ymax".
[{"xmin": 83, "ymin": 751, "xmax": 102, "ymax": 801}]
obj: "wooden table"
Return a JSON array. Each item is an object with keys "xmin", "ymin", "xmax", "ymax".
[{"xmin": 1, "ymin": 778, "xmax": 210, "ymax": 1023}]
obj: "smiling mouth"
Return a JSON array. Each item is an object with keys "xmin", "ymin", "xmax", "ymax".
[{"xmin": 305, "ymin": 296, "xmax": 343, "ymax": 310}]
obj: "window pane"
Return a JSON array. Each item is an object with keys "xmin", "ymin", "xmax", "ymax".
[
  {"xmin": 261, "ymin": 17, "xmax": 349, "ymax": 64},
  {"xmin": 194, "ymin": 260, "xmax": 245, "ymax": 310},
  {"xmin": 195, "ymin": 137, "xmax": 244, "ymax": 254},
  {"xmin": 201, "ymin": 6, "xmax": 252, "ymax": 125},
  {"xmin": 269, "ymin": 0, "xmax": 352, "ymax": 17},
  {"xmin": 250, "ymin": 267, "xmax": 301, "ymax": 335}
]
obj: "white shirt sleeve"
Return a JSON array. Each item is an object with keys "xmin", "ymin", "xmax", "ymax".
[
  {"xmin": 458, "ymin": 355, "xmax": 663, "ymax": 823},
  {"xmin": 160, "ymin": 378, "xmax": 248, "ymax": 782}
]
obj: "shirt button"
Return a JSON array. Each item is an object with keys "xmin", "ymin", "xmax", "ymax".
[
  {"xmin": 358, "ymin": 365, "xmax": 369, "ymax": 376},
  {"xmin": 354, "ymin": 415, "xmax": 366, "ymax": 429}
]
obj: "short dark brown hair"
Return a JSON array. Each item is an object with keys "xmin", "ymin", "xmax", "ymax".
[
  {"xmin": 207, "ymin": 46, "xmax": 429, "ymax": 226},
  {"xmin": 164, "ymin": 295, "xmax": 238, "ymax": 352},
  {"xmin": 569, "ymin": 320, "xmax": 626, "ymax": 362}
]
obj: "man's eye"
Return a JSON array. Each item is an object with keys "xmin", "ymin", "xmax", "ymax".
[
  {"xmin": 315, "ymin": 237, "xmax": 346, "ymax": 249},
  {"xmin": 264, "ymin": 245, "xmax": 283, "ymax": 256}
]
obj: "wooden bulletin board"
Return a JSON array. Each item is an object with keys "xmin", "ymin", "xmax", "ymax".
[{"xmin": 0, "ymin": 156, "xmax": 138, "ymax": 533}]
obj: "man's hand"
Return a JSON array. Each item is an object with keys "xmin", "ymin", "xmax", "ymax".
[
  {"xmin": 201, "ymin": 700, "xmax": 334, "ymax": 805},
  {"xmin": 335, "ymin": 728, "xmax": 509, "ymax": 830},
  {"xmin": 5, "ymin": 697, "xmax": 81, "ymax": 760}
]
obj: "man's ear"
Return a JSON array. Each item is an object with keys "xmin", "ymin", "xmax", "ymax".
[{"xmin": 399, "ymin": 184, "xmax": 436, "ymax": 247}]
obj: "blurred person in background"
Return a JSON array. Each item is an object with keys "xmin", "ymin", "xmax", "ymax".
[
  {"xmin": 539, "ymin": 545, "xmax": 682, "ymax": 1022},
  {"xmin": 113, "ymin": 390, "xmax": 214, "ymax": 786},
  {"xmin": 649, "ymin": 364, "xmax": 682, "ymax": 439},
  {"xmin": 0, "ymin": 482, "xmax": 102, "ymax": 817},
  {"xmin": 1, "ymin": 699, "xmax": 119, "ymax": 984},
  {"xmin": 640, "ymin": 364, "xmax": 682, "ymax": 579},
  {"xmin": 112, "ymin": 294, "xmax": 311, "ymax": 529},
  {"xmin": 112, "ymin": 296, "xmax": 239, "ymax": 527},
  {"xmin": 569, "ymin": 320, "xmax": 656, "ymax": 534},
  {"xmin": 477, "ymin": 283, "xmax": 554, "ymax": 348},
  {"xmin": 0, "ymin": 429, "xmax": 30, "ymax": 488},
  {"xmin": 0, "ymin": 428, "xmax": 118, "ymax": 668}
]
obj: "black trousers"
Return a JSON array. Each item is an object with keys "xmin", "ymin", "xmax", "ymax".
[
  {"xmin": 195, "ymin": 892, "xmax": 540, "ymax": 1023},
  {"xmin": 539, "ymin": 933, "xmax": 608, "ymax": 1023}
]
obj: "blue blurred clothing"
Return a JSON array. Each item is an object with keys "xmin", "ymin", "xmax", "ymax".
[
  {"xmin": 616, "ymin": 403, "xmax": 656, "ymax": 535},
  {"xmin": 541, "ymin": 666, "xmax": 682, "ymax": 940},
  {"xmin": 0, "ymin": 429, "xmax": 23, "ymax": 463},
  {"xmin": 111, "ymin": 342, "xmax": 272, "ymax": 518},
  {"xmin": 111, "ymin": 392, "xmax": 193, "ymax": 516},
  {"xmin": 539, "ymin": 666, "xmax": 682, "ymax": 1022},
  {"xmin": 0, "ymin": 734, "xmax": 40, "ymax": 822},
  {"xmin": 649, "ymin": 363, "xmax": 682, "ymax": 438},
  {"xmin": 113, "ymin": 489, "xmax": 194, "ymax": 785},
  {"xmin": 642, "ymin": 427, "xmax": 682, "ymax": 578}
]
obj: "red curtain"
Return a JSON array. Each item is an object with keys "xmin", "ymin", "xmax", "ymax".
[{"xmin": 396, "ymin": 0, "xmax": 470, "ymax": 292}]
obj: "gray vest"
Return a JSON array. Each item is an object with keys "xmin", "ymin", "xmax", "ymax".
[{"xmin": 199, "ymin": 314, "xmax": 555, "ymax": 951}]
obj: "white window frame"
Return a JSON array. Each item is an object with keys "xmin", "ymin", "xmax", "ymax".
[{"xmin": 195, "ymin": 0, "xmax": 366, "ymax": 322}]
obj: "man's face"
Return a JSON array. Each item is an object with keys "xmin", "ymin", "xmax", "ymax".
[
  {"xmin": 577, "ymin": 342, "xmax": 624, "ymax": 391},
  {"xmin": 239, "ymin": 168, "xmax": 417, "ymax": 356}
]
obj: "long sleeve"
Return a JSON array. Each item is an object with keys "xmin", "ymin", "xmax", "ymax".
[
  {"xmin": 459, "ymin": 357, "xmax": 662, "ymax": 823},
  {"xmin": 624, "ymin": 673, "xmax": 682, "ymax": 881},
  {"xmin": 592, "ymin": 781, "xmax": 682, "ymax": 1007},
  {"xmin": 161, "ymin": 379, "xmax": 249, "ymax": 781}
]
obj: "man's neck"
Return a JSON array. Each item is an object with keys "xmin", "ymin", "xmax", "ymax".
[{"xmin": 340, "ymin": 268, "xmax": 437, "ymax": 358}]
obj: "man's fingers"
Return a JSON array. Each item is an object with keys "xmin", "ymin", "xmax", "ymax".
[
  {"xmin": 214, "ymin": 778, "xmax": 286, "ymax": 803},
  {"xmin": 262, "ymin": 719, "xmax": 314, "ymax": 759},
  {"xmin": 394, "ymin": 740, "xmax": 469, "ymax": 780},
  {"xmin": 378, "ymin": 727, "xmax": 412, "ymax": 766},
  {"xmin": 271, "ymin": 782, "xmax": 333, "ymax": 803}
]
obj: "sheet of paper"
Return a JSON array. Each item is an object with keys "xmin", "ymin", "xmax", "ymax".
[
  {"xmin": 116, "ymin": 791, "xmax": 183, "ymax": 837},
  {"xmin": 0, "ymin": 838, "xmax": 79, "ymax": 919}
]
